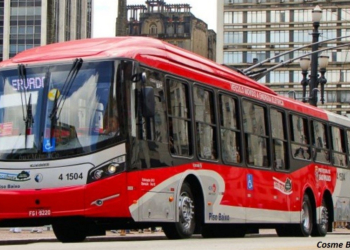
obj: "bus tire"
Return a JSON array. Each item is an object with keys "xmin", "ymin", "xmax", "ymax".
[
  {"xmin": 52, "ymin": 220, "xmax": 87, "ymax": 243},
  {"xmin": 298, "ymin": 194, "xmax": 313, "ymax": 236},
  {"xmin": 162, "ymin": 182, "xmax": 195, "ymax": 239},
  {"xmin": 276, "ymin": 195, "xmax": 313, "ymax": 237},
  {"xmin": 311, "ymin": 198, "xmax": 328, "ymax": 237}
]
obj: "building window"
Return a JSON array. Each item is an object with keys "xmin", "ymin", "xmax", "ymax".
[
  {"xmin": 224, "ymin": 31, "xmax": 243, "ymax": 44},
  {"xmin": 270, "ymin": 30, "xmax": 289, "ymax": 44},
  {"xmin": 149, "ymin": 23, "xmax": 157, "ymax": 35},
  {"xmin": 65, "ymin": 0, "xmax": 71, "ymax": 41},
  {"xmin": 246, "ymin": 52, "xmax": 266, "ymax": 64},
  {"xmin": 247, "ymin": 11, "xmax": 266, "ymax": 23},
  {"xmin": 224, "ymin": 51, "xmax": 243, "ymax": 64},
  {"xmin": 294, "ymin": 30, "xmax": 312, "ymax": 43},
  {"xmin": 177, "ymin": 24, "xmax": 184, "ymax": 34},
  {"xmin": 247, "ymin": 31, "xmax": 266, "ymax": 44},
  {"xmin": 269, "ymin": 71, "xmax": 290, "ymax": 84},
  {"xmin": 270, "ymin": 10, "xmax": 289, "ymax": 23},
  {"xmin": 294, "ymin": 10, "xmax": 312, "ymax": 23},
  {"xmin": 166, "ymin": 24, "xmax": 174, "ymax": 35},
  {"xmin": 224, "ymin": 11, "xmax": 243, "ymax": 24}
]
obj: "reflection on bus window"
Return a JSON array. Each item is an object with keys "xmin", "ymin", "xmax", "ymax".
[
  {"xmin": 243, "ymin": 100, "xmax": 269, "ymax": 167},
  {"xmin": 290, "ymin": 115, "xmax": 310, "ymax": 160},
  {"xmin": 331, "ymin": 126, "xmax": 347, "ymax": 167},
  {"xmin": 220, "ymin": 94, "xmax": 241, "ymax": 164},
  {"xmin": 311, "ymin": 120, "xmax": 330, "ymax": 164},
  {"xmin": 270, "ymin": 109, "xmax": 288, "ymax": 170},
  {"xmin": 194, "ymin": 86, "xmax": 217, "ymax": 160},
  {"xmin": 167, "ymin": 79, "xmax": 192, "ymax": 157}
]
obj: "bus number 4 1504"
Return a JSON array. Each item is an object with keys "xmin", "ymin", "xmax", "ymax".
[{"xmin": 59, "ymin": 173, "xmax": 83, "ymax": 181}]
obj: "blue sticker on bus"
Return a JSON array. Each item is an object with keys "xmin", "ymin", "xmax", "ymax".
[
  {"xmin": 247, "ymin": 174, "xmax": 253, "ymax": 190},
  {"xmin": 43, "ymin": 138, "xmax": 56, "ymax": 152}
]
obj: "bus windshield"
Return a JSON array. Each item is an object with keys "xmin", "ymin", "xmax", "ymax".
[{"xmin": 0, "ymin": 60, "xmax": 126, "ymax": 160}]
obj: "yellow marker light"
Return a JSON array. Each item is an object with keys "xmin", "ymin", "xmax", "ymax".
[
  {"xmin": 48, "ymin": 89, "xmax": 60, "ymax": 101},
  {"xmin": 208, "ymin": 202, "xmax": 212, "ymax": 206},
  {"xmin": 169, "ymin": 197, "xmax": 174, "ymax": 202}
]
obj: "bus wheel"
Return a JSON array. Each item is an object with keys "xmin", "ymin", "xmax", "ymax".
[
  {"xmin": 52, "ymin": 220, "xmax": 87, "ymax": 243},
  {"xmin": 311, "ymin": 198, "xmax": 328, "ymax": 237},
  {"xmin": 163, "ymin": 182, "xmax": 195, "ymax": 239},
  {"xmin": 298, "ymin": 194, "xmax": 313, "ymax": 236},
  {"xmin": 277, "ymin": 195, "xmax": 312, "ymax": 237}
]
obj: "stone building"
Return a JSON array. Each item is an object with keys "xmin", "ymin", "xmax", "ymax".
[{"xmin": 121, "ymin": 0, "xmax": 216, "ymax": 61}]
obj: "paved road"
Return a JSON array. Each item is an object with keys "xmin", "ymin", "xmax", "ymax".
[
  {"xmin": 0, "ymin": 228, "xmax": 348, "ymax": 245},
  {"xmin": 0, "ymin": 229, "xmax": 349, "ymax": 250}
]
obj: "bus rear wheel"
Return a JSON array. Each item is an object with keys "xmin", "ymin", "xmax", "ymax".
[
  {"xmin": 52, "ymin": 220, "xmax": 87, "ymax": 243},
  {"xmin": 299, "ymin": 194, "xmax": 313, "ymax": 236},
  {"xmin": 311, "ymin": 198, "xmax": 328, "ymax": 237},
  {"xmin": 276, "ymin": 194, "xmax": 313, "ymax": 237},
  {"xmin": 163, "ymin": 182, "xmax": 195, "ymax": 239}
]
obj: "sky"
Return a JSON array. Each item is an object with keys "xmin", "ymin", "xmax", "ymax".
[{"xmin": 92, "ymin": 0, "xmax": 217, "ymax": 38}]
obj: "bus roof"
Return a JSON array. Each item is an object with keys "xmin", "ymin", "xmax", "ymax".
[{"xmin": 0, "ymin": 36, "xmax": 276, "ymax": 95}]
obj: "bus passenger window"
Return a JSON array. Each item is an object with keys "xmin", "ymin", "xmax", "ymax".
[
  {"xmin": 219, "ymin": 94, "xmax": 241, "ymax": 164},
  {"xmin": 166, "ymin": 79, "xmax": 192, "ymax": 157},
  {"xmin": 242, "ymin": 100, "xmax": 269, "ymax": 167},
  {"xmin": 290, "ymin": 115, "xmax": 310, "ymax": 160},
  {"xmin": 331, "ymin": 126, "xmax": 347, "ymax": 167},
  {"xmin": 194, "ymin": 86, "xmax": 217, "ymax": 160},
  {"xmin": 270, "ymin": 109, "xmax": 288, "ymax": 170},
  {"xmin": 311, "ymin": 120, "xmax": 330, "ymax": 164}
]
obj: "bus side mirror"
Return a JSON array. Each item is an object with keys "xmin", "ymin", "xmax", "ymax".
[{"xmin": 143, "ymin": 87, "xmax": 155, "ymax": 118}]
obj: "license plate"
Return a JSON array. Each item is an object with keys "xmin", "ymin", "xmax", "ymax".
[{"xmin": 28, "ymin": 209, "xmax": 51, "ymax": 217}]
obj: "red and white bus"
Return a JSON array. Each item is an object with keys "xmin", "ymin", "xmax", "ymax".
[{"xmin": 0, "ymin": 37, "xmax": 349, "ymax": 242}]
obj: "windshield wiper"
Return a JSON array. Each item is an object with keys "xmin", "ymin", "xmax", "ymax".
[
  {"xmin": 49, "ymin": 58, "xmax": 83, "ymax": 122},
  {"xmin": 18, "ymin": 64, "xmax": 34, "ymax": 148},
  {"xmin": 48, "ymin": 58, "xmax": 83, "ymax": 145}
]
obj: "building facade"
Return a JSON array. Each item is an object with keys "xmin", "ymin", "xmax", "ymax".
[
  {"xmin": 217, "ymin": 0, "xmax": 350, "ymax": 114},
  {"xmin": 0, "ymin": 0, "xmax": 4, "ymax": 60},
  {"xmin": 123, "ymin": 0, "xmax": 216, "ymax": 61},
  {"xmin": 1, "ymin": 0, "xmax": 92, "ymax": 61}
]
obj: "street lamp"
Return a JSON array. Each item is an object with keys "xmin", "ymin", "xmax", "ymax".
[
  {"xmin": 318, "ymin": 55, "xmax": 329, "ymax": 104},
  {"xmin": 309, "ymin": 5, "xmax": 322, "ymax": 106},
  {"xmin": 299, "ymin": 5, "xmax": 329, "ymax": 107},
  {"xmin": 300, "ymin": 57, "xmax": 310, "ymax": 103},
  {"xmin": 299, "ymin": 55, "xmax": 329, "ymax": 104}
]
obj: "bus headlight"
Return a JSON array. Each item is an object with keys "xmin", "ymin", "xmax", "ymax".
[
  {"xmin": 107, "ymin": 164, "xmax": 118, "ymax": 174},
  {"xmin": 94, "ymin": 170, "xmax": 103, "ymax": 180},
  {"xmin": 87, "ymin": 155, "xmax": 126, "ymax": 183}
]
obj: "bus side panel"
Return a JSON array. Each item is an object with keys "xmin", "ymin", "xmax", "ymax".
[
  {"xmin": 85, "ymin": 173, "xmax": 129, "ymax": 218},
  {"xmin": 0, "ymin": 187, "xmax": 85, "ymax": 220}
]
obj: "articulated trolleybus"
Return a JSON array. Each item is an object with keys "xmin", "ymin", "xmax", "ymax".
[{"xmin": 0, "ymin": 37, "xmax": 349, "ymax": 242}]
